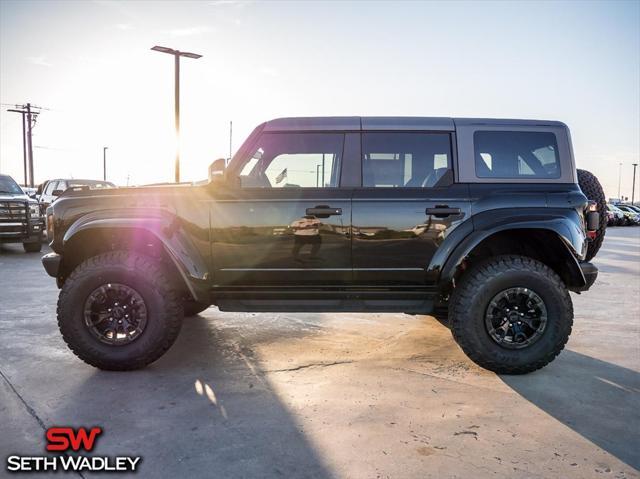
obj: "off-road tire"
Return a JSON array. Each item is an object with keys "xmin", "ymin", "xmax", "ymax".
[
  {"xmin": 23, "ymin": 241, "xmax": 42, "ymax": 253},
  {"xmin": 450, "ymin": 255, "xmax": 573, "ymax": 374},
  {"xmin": 184, "ymin": 300, "xmax": 210, "ymax": 317},
  {"xmin": 431, "ymin": 306, "xmax": 450, "ymax": 328},
  {"xmin": 57, "ymin": 251, "xmax": 183, "ymax": 370},
  {"xmin": 577, "ymin": 168, "xmax": 606, "ymax": 261}
]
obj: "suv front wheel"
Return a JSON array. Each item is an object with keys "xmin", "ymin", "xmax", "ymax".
[
  {"xmin": 57, "ymin": 251, "xmax": 183, "ymax": 370},
  {"xmin": 450, "ymin": 255, "xmax": 572, "ymax": 374}
]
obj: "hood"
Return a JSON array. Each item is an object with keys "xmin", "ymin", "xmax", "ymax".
[{"xmin": 0, "ymin": 192, "xmax": 30, "ymax": 202}]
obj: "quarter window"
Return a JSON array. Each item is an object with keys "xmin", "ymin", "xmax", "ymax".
[
  {"xmin": 239, "ymin": 133, "xmax": 343, "ymax": 188},
  {"xmin": 474, "ymin": 131, "xmax": 560, "ymax": 179},
  {"xmin": 362, "ymin": 133, "xmax": 453, "ymax": 188}
]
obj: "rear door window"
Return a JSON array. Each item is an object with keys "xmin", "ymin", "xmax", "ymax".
[
  {"xmin": 362, "ymin": 133, "xmax": 453, "ymax": 188},
  {"xmin": 474, "ymin": 131, "xmax": 560, "ymax": 179}
]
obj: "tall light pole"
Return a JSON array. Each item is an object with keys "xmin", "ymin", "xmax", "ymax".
[
  {"xmin": 618, "ymin": 162, "xmax": 623, "ymax": 200},
  {"xmin": 632, "ymin": 163, "xmax": 638, "ymax": 205},
  {"xmin": 151, "ymin": 46, "xmax": 202, "ymax": 183},
  {"xmin": 103, "ymin": 147, "xmax": 108, "ymax": 181}
]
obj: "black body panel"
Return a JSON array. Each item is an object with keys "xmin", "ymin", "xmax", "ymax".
[{"xmin": 42, "ymin": 117, "xmax": 597, "ymax": 313}]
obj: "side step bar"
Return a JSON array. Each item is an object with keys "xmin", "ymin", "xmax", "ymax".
[{"xmin": 213, "ymin": 289, "xmax": 435, "ymax": 313}]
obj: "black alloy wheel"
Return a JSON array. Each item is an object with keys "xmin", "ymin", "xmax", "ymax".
[
  {"xmin": 84, "ymin": 283, "xmax": 148, "ymax": 345},
  {"xmin": 484, "ymin": 287, "xmax": 547, "ymax": 349}
]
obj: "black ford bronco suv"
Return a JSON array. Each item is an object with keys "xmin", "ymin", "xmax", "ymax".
[
  {"xmin": 1, "ymin": 174, "xmax": 45, "ymax": 252},
  {"xmin": 42, "ymin": 117, "xmax": 606, "ymax": 374}
]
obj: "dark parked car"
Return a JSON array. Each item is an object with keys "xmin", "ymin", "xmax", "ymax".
[
  {"xmin": 615, "ymin": 204, "xmax": 640, "ymax": 226},
  {"xmin": 615, "ymin": 204, "xmax": 640, "ymax": 225},
  {"xmin": 606, "ymin": 204, "xmax": 624, "ymax": 226},
  {"xmin": 42, "ymin": 117, "xmax": 604, "ymax": 374},
  {"xmin": 0, "ymin": 174, "xmax": 45, "ymax": 252}
]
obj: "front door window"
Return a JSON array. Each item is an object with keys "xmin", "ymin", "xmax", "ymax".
[{"xmin": 239, "ymin": 133, "xmax": 343, "ymax": 188}]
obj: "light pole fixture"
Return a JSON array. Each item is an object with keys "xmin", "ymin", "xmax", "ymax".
[
  {"xmin": 151, "ymin": 45, "xmax": 202, "ymax": 183},
  {"xmin": 618, "ymin": 162, "xmax": 623, "ymax": 200},
  {"xmin": 103, "ymin": 146, "xmax": 108, "ymax": 181},
  {"xmin": 632, "ymin": 163, "xmax": 638, "ymax": 205}
]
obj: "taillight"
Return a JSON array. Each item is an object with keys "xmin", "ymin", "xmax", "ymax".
[{"xmin": 585, "ymin": 201, "xmax": 599, "ymax": 237}]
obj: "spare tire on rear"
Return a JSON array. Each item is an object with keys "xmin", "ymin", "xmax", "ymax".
[{"xmin": 577, "ymin": 169, "xmax": 606, "ymax": 261}]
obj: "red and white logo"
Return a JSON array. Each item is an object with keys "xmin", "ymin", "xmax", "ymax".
[{"xmin": 5, "ymin": 426, "xmax": 141, "ymax": 473}]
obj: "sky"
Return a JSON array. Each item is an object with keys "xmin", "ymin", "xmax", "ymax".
[{"xmin": 0, "ymin": 0, "xmax": 638, "ymax": 198}]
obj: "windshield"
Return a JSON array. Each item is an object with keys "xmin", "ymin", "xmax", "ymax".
[{"xmin": 0, "ymin": 176, "xmax": 24, "ymax": 195}]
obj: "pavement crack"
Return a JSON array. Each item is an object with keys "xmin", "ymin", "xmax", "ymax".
[
  {"xmin": 0, "ymin": 366, "xmax": 47, "ymax": 431},
  {"xmin": 265, "ymin": 360, "xmax": 355, "ymax": 373},
  {"xmin": 0, "ymin": 367, "xmax": 86, "ymax": 479}
]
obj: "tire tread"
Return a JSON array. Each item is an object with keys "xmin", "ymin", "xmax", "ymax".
[
  {"xmin": 57, "ymin": 250, "xmax": 183, "ymax": 370},
  {"xmin": 450, "ymin": 254, "xmax": 573, "ymax": 374}
]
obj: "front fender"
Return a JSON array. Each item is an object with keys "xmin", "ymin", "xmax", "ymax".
[
  {"xmin": 435, "ymin": 208, "xmax": 587, "ymax": 287},
  {"xmin": 62, "ymin": 210, "xmax": 209, "ymax": 303}
]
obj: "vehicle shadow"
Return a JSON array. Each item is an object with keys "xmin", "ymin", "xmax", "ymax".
[
  {"xmin": 47, "ymin": 313, "xmax": 334, "ymax": 479},
  {"xmin": 500, "ymin": 350, "xmax": 640, "ymax": 471}
]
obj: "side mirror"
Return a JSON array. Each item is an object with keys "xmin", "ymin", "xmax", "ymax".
[
  {"xmin": 209, "ymin": 158, "xmax": 226, "ymax": 182},
  {"xmin": 28, "ymin": 192, "xmax": 37, "ymax": 199},
  {"xmin": 52, "ymin": 189, "xmax": 64, "ymax": 197}
]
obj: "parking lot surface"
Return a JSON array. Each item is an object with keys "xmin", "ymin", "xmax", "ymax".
[{"xmin": 1, "ymin": 227, "xmax": 639, "ymax": 478}]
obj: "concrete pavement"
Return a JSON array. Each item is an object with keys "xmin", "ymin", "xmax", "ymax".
[{"xmin": 1, "ymin": 226, "xmax": 638, "ymax": 478}]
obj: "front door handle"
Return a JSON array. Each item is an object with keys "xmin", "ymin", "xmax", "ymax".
[
  {"xmin": 306, "ymin": 205, "xmax": 342, "ymax": 218},
  {"xmin": 426, "ymin": 206, "xmax": 461, "ymax": 218}
]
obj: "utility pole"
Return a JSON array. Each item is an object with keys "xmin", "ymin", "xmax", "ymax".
[
  {"xmin": 7, "ymin": 103, "xmax": 39, "ymax": 187},
  {"xmin": 26, "ymin": 103, "xmax": 35, "ymax": 187},
  {"xmin": 103, "ymin": 147, "xmax": 108, "ymax": 181},
  {"xmin": 7, "ymin": 108, "xmax": 28, "ymax": 185},
  {"xmin": 632, "ymin": 163, "xmax": 638, "ymax": 205},
  {"xmin": 151, "ymin": 46, "xmax": 202, "ymax": 183},
  {"xmin": 229, "ymin": 120, "xmax": 233, "ymax": 162},
  {"xmin": 174, "ymin": 52, "xmax": 180, "ymax": 182}
]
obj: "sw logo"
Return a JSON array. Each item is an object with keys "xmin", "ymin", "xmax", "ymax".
[
  {"xmin": 5, "ymin": 426, "xmax": 141, "ymax": 473},
  {"xmin": 46, "ymin": 426, "xmax": 102, "ymax": 451}
]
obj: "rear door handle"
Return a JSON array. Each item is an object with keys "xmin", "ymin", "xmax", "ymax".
[
  {"xmin": 306, "ymin": 205, "xmax": 342, "ymax": 218},
  {"xmin": 426, "ymin": 206, "xmax": 461, "ymax": 218}
]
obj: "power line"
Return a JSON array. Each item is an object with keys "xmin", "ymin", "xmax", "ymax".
[{"xmin": 1, "ymin": 102, "xmax": 51, "ymax": 111}]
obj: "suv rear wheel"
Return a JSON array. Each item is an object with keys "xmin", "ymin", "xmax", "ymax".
[
  {"xmin": 57, "ymin": 251, "xmax": 183, "ymax": 370},
  {"xmin": 450, "ymin": 255, "xmax": 572, "ymax": 374}
]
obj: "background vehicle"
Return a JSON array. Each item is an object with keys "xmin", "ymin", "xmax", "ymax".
[
  {"xmin": 623, "ymin": 204, "xmax": 640, "ymax": 215},
  {"xmin": 615, "ymin": 205, "xmax": 640, "ymax": 225},
  {"xmin": 0, "ymin": 174, "xmax": 45, "ymax": 252},
  {"xmin": 614, "ymin": 204, "xmax": 638, "ymax": 226},
  {"xmin": 39, "ymin": 178, "xmax": 115, "ymax": 211},
  {"xmin": 42, "ymin": 117, "xmax": 604, "ymax": 375},
  {"xmin": 607, "ymin": 204, "xmax": 626, "ymax": 226},
  {"xmin": 20, "ymin": 185, "xmax": 38, "ymax": 198}
]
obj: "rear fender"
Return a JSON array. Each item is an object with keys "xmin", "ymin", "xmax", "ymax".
[{"xmin": 436, "ymin": 208, "xmax": 588, "ymax": 289}]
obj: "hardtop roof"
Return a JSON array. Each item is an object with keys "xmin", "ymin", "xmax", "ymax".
[{"xmin": 263, "ymin": 116, "xmax": 567, "ymax": 132}]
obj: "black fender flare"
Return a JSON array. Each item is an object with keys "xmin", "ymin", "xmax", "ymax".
[
  {"xmin": 62, "ymin": 212, "xmax": 209, "ymax": 303},
  {"xmin": 433, "ymin": 208, "xmax": 588, "ymax": 290}
]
